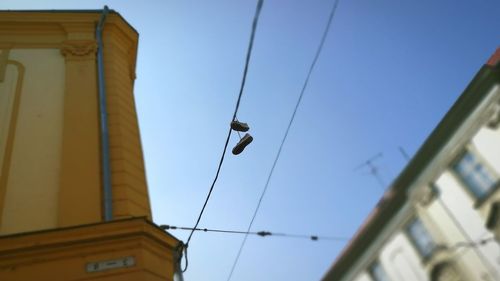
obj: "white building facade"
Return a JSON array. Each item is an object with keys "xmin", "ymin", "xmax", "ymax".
[{"xmin": 323, "ymin": 49, "xmax": 500, "ymax": 281}]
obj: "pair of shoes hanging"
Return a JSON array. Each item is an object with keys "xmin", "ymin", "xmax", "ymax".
[{"xmin": 231, "ymin": 120, "xmax": 253, "ymax": 155}]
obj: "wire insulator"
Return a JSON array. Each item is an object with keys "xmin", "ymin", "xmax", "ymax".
[{"xmin": 257, "ymin": 231, "xmax": 271, "ymax": 237}]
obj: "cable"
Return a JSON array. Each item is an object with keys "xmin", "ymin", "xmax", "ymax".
[
  {"xmin": 448, "ymin": 237, "xmax": 497, "ymax": 267},
  {"xmin": 174, "ymin": 242, "xmax": 187, "ymax": 279},
  {"xmin": 226, "ymin": 1, "xmax": 342, "ymax": 280},
  {"xmin": 160, "ymin": 224, "xmax": 349, "ymax": 241},
  {"xmin": 184, "ymin": 0, "xmax": 265, "ymax": 250},
  {"xmin": 449, "ymin": 237, "xmax": 496, "ymax": 251}
]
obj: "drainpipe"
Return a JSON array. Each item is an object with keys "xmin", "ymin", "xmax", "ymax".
[{"xmin": 96, "ymin": 6, "xmax": 113, "ymax": 221}]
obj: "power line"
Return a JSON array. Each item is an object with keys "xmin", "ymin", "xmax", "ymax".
[
  {"xmin": 160, "ymin": 224, "xmax": 349, "ymax": 242},
  {"xmin": 184, "ymin": 0, "xmax": 265, "ymax": 250},
  {"xmin": 226, "ymin": 1, "xmax": 342, "ymax": 280},
  {"xmin": 450, "ymin": 237, "xmax": 496, "ymax": 251}
]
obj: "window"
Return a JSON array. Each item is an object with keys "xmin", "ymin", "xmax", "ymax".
[
  {"xmin": 431, "ymin": 262, "xmax": 463, "ymax": 281},
  {"xmin": 369, "ymin": 261, "xmax": 391, "ymax": 281},
  {"xmin": 452, "ymin": 151, "xmax": 498, "ymax": 199},
  {"xmin": 406, "ymin": 217, "xmax": 437, "ymax": 259}
]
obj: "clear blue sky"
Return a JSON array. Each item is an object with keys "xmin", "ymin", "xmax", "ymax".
[{"xmin": 2, "ymin": 0, "xmax": 500, "ymax": 280}]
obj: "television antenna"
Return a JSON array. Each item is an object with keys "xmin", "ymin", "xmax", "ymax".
[
  {"xmin": 354, "ymin": 153, "xmax": 385, "ymax": 189},
  {"xmin": 398, "ymin": 146, "xmax": 410, "ymax": 162}
]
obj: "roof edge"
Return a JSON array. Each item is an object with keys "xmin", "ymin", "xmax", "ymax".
[{"xmin": 0, "ymin": 9, "xmax": 138, "ymax": 35}]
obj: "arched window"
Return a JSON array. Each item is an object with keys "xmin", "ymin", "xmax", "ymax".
[{"xmin": 430, "ymin": 262, "xmax": 463, "ymax": 281}]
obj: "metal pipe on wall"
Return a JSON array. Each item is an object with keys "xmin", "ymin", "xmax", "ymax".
[{"xmin": 96, "ymin": 6, "xmax": 113, "ymax": 221}]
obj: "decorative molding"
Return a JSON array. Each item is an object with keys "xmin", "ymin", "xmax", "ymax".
[
  {"xmin": 0, "ymin": 60, "xmax": 25, "ymax": 231},
  {"xmin": 128, "ymin": 46, "xmax": 137, "ymax": 81},
  {"xmin": 60, "ymin": 22, "xmax": 95, "ymax": 35},
  {"xmin": 420, "ymin": 185, "xmax": 439, "ymax": 206},
  {"xmin": 0, "ymin": 49, "xmax": 9, "ymax": 82},
  {"xmin": 408, "ymin": 184, "xmax": 438, "ymax": 207},
  {"xmin": 60, "ymin": 40, "xmax": 97, "ymax": 60},
  {"xmin": 486, "ymin": 201, "xmax": 500, "ymax": 231},
  {"xmin": 487, "ymin": 102, "xmax": 500, "ymax": 129}
]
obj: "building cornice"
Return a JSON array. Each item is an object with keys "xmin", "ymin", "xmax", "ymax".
[
  {"xmin": 0, "ymin": 217, "xmax": 178, "ymax": 260},
  {"xmin": 0, "ymin": 11, "xmax": 138, "ymax": 78},
  {"xmin": 0, "ymin": 217, "xmax": 180, "ymax": 280}
]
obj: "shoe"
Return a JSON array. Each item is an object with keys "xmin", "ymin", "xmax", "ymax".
[
  {"xmin": 230, "ymin": 120, "xmax": 250, "ymax": 132},
  {"xmin": 232, "ymin": 133, "xmax": 253, "ymax": 155}
]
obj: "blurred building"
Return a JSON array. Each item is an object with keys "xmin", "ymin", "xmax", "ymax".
[
  {"xmin": 0, "ymin": 9, "xmax": 180, "ymax": 280},
  {"xmin": 323, "ymin": 49, "xmax": 500, "ymax": 281}
]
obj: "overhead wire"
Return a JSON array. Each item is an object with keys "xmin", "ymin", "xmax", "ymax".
[
  {"xmin": 184, "ymin": 0, "xmax": 265, "ymax": 251},
  {"xmin": 449, "ymin": 237, "xmax": 496, "ymax": 250},
  {"xmin": 226, "ymin": 0, "xmax": 342, "ymax": 280},
  {"xmin": 161, "ymin": 224, "xmax": 349, "ymax": 241}
]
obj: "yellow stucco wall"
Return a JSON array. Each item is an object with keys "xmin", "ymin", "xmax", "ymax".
[
  {"xmin": 0, "ymin": 49, "xmax": 65, "ymax": 234},
  {"xmin": 0, "ymin": 11, "xmax": 152, "ymax": 233},
  {"xmin": 0, "ymin": 218, "xmax": 178, "ymax": 281}
]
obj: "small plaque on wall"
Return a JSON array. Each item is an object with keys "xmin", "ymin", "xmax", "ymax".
[{"xmin": 86, "ymin": 256, "xmax": 135, "ymax": 273}]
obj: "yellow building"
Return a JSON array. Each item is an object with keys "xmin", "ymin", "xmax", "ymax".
[{"xmin": 0, "ymin": 9, "xmax": 180, "ymax": 280}]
